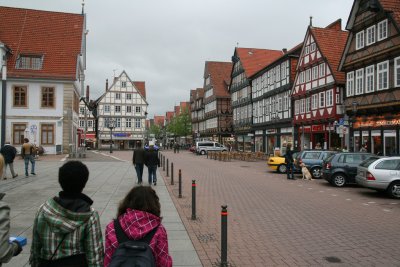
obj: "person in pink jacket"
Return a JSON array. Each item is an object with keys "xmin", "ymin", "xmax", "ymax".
[{"xmin": 104, "ymin": 186, "xmax": 172, "ymax": 267}]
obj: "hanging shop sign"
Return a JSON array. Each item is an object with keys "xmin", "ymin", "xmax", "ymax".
[{"xmin": 355, "ymin": 118, "xmax": 400, "ymax": 128}]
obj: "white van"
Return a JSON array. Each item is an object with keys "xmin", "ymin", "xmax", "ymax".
[{"xmin": 196, "ymin": 141, "xmax": 227, "ymax": 155}]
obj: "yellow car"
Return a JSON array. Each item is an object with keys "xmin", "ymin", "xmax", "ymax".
[{"xmin": 267, "ymin": 152, "xmax": 300, "ymax": 173}]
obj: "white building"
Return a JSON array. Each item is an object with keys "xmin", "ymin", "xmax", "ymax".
[
  {"xmin": 97, "ymin": 71, "xmax": 148, "ymax": 150},
  {"xmin": 0, "ymin": 7, "xmax": 86, "ymax": 154}
]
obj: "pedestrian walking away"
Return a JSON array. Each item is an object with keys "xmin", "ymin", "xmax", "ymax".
[
  {"xmin": 0, "ymin": 141, "xmax": 18, "ymax": 180},
  {"xmin": 104, "ymin": 186, "xmax": 173, "ymax": 267},
  {"xmin": 144, "ymin": 143, "xmax": 160, "ymax": 186},
  {"xmin": 21, "ymin": 138, "xmax": 36, "ymax": 177},
  {"xmin": 285, "ymin": 143, "xmax": 295, "ymax": 180},
  {"xmin": 29, "ymin": 160, "xmax": 104, "ymax": 267},
  {"xmin": 132, "ymin": 141, "xmax": 145, "ymax": 184},
  {"xmin": 0, "ymin": 155, "xmax": 23, "ymax": 266}
]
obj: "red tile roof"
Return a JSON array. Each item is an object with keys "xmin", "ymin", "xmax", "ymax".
[
  {"xmin": 0, "ymin": 6, "xmax": 84, "ymax": 80},
  {"xmin": 180, "ymin": 101, "xmax": 190, "ymax": 112},
  {"xmin": 153, "ymin": 116, "xmax": 165, "ymax": 127},
  {"xmin": 236, "ymin": 48, "xmax": 283, "ymax": 77},
  {"xmin": 133, "ymin": 81, "xmax": 146, "ymax": 99},
  {"xmin": 380, "ymin": 0, "xmax": 400, "ymax": 26},
  {"xmin": 165, "ymin": 111, "xmax": 174, "ymax": 122},
  {"xmin": 204, "ymin": 61, "xmax": 232, "ymax": 97},
  {"xmin": 310, "ymin": 20, "xmax": 348, "ymax": 83}
]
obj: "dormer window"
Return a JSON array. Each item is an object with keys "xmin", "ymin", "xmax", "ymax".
[
  {"xmin": 15, "ymin": 54, "xmax": 43, "ymax": 70},
  {"xmin": 377, "ymin": 19, "xmax": 388, "ymax": 41},
  {"xmin": 356, "ymin": 31, "xmax": 365, "ymax": 50}
]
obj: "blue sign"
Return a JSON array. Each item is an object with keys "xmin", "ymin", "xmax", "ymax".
[
  {"xmin": 113, "ymin": 133, "xmax": 131, "ymax": 137},
  {"xmin": 339, "ymin": 118, "xmax": 344, "ymax": 125}
]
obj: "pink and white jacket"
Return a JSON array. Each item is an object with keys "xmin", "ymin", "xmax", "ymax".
[{"xmin": 104, "ymin": 209, "xmax": 172, "ymax": 267}]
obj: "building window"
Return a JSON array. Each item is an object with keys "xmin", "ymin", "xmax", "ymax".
[
  {"xmin": 395, "ymin": 57, "xmax": 400, "ymax": 87},
  {"xmin": 115, "ymin": 106, "xmax": 121, "ymax": 112},
  {"xmin": 365, "ymin": 65, "xmax": 375, "ymax": 93},
  {"xmin": 15, "ymin": 54, "xmax": 43, "ymax": 70},
  {"xmin": 366, "ymin": 25, "xmax": 376, "ymax": 45},
  {"xmin": 13, "ymin": 124, "xmax": 27, "ymax": 145},
  {"xmin": 121, "ymin": 81, "xmax": 127, "ymax": 88},
  {"xmin": 306, "ymin": 69, "xmax": 311, "ymax": 82},
  {"xmin": 135, "ymin": 106, "xmax": 141, "ymax": 113},
  {"xmin": 346, "ymin": 72, "xmax": 354, "ymax": 96},
  {"xmin": 356, "ymin": 31, "xmax": 365, "ymax": 50},
  {"xmin": 104, "ymin": 105, "xmax": 110, "ymax": 112},
  {"xmin": 305, "ymin": 46, "xmax": 309, "ymax": 55},
  {"xmin": 87, "ymin": 120, "xmax": 93, "ymax": 128},
  {"xmin": 312, "ymin": 66, "xmax": 318, "ymax": 80},
  {"xmin": 377, "ymin": 61, "xmax": 389, "ymax": 90},
  {"xmin": 41, "ymin": 87, "xmax": 55, "ymax": 108},
  {"xmin": 310, "ymin": 43, "xmax": 316, "ymax": 52},
  {"xmin": 377, "ymin": 19, "xmax": 388, "ymax": 41},
  {"xmin": 80, "ymin": 107, "xmax": 85, "ymax": 114},
  {"xmin": 306, "ymin": 97, "xmax": 311, "ymax": 112},
  {"xmin": 300, "ymin": 72, "xmax": 305, "ymax": 84},
  {"xmin": 319, "ymin": 63, "xmax": 325, "ymax": 77},
  {"xmin": 126, "ymin": 118, "xmax": 132, "ymax": 128},
  {"xmin": 135, "ymin": 118, "xmax": 141, "ymax": 128},
  {"xmin": 79, "ymin": 120, "xmax": 85, "ymax": 127},
  {"xmin": 319, "ymin": 92, "xmax": 325, "ymax": 108},
  {"xmin": 300, "ymin": 99, "xmax": 305, "ymax": 114},
  {"xmin": 312, "ymin": 94, "xmax": 318, "ymax": 110},
  {"xmin": 41, "ymin": 124, "xmax": 54, "ymax": 145},
  {"xmin": 355, "ymin": 69, "xmax": 364, "ymax": 95},
  {"xmin": 13, "ymin": 86, "xmax": 27, "ymax": 107},
  {"xmin": 294, "ymin": 100, "xmax": 299, "ymax": 115},
  {"xmin": 326, "ymin": 89, "xmax": 333, "ymax": 107},
  {"xmin": 115, "ymin": 93, "xmax": 121, "ymax": 100},
  {"xmin": 126, "ymin": 93, "xmax": 132, "ymax": 100},
  {"xmin": 126, "ymin": 106, "xmax": 132, "ymax": 113}
]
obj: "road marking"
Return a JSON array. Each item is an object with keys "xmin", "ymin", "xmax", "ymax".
[
  {"xmin": 390, "ymin": 203, "xmax": 398, "ymax": 205},
  {"xmin": 368, "ymin": 202, "xmax": 376, "ymax": 204},
  {"xmin": 346, "ymin": 199, "xmax": 352, "ymax": 201},
  {"xmin": 308, "ymin": 188, "xmax": 313, "ymax": 190},
  {"xmin": 61, "ymin": 155, "xmax": 68, "ymax": 162},
  {"xmin": 331, "ymin": 194, "xmax": 337, "ymax": 196},
  {"xmin": 319, "ymin": 191, "xmax": 324, "ymax": 193},
  {"xmin": 298, "ymin": 185, "xmax": 303, "ymax": 187},
  {"xmin": 383, "ymin": 209, "xmax": 391, "ymax": 212},
  {"xmin": 363, "ymin": 203, "xmax": 369, "ymax": 206}
]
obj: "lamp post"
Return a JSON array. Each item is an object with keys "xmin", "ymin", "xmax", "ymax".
[{"xmin": 107, "ymin": 118, "xmax": 115, "ymax": 153}]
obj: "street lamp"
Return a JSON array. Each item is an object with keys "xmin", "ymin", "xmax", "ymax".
[{"xmin": 107, "ymin": 118, "xmax": 115, "ymax": 153}]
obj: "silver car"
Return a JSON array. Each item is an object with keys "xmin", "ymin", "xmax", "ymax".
[{"xmin": 356, "ymin": 157, "xmax": 400, "ymax": 198}]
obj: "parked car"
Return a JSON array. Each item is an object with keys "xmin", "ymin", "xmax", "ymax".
[
  {"xmin": 267, "ymin": 152, "xmax": 301, "ymax": 173},
  {"xmin": 356, "ymin": 157, "xmax": 400, "ymax": 198},
  {"xmin": 322, "ymin": 152, "xmax": 376, "ymax": 187},
  {"xmin": 196, "ymin": 141, "xmax": 227, "ymax": 155},
  {"xmin": 295, "ymin": 150, "xmax": 338, "ymax": 179}
]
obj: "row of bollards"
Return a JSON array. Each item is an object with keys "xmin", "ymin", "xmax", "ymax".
[{"xmin": 159, "ymin": 152, "xmax": 228, "ymax": 267}]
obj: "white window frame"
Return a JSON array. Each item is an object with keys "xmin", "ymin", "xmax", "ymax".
[
  {"xmin": 104, "ymin": 105, "xmax": 110, "ymax": 113},
  {"xmin": 366, "ymin": 25, "xmax": 376, "ymax": 45},
  {"xmin": 115, "ymin": 93, "xmax": 121, "ymax": 100},
  {"xmin": 346, "ymin": 71, "xmax": 354, "ymax": 96},
  {"xmin": 306, "ymin": 69, "xmax": 311, "ymax": 82},
  {"xmin": 311, "ymin": 94, "xmax": 318, "ymax": 110},
  {"xmin": 300, "ymin": 99, "xmax": 305, "ymax": 114},
  {"xmin": 312, "ymin": 66, "xmax": 318, "ymax": 80},
  {"xmin": 395, "ymin": 56, "xmax": 400, "ymax": 87},
  {"xmin": 295, "ymin": 100, "xmax": 299, "ymax": 115},
  {"xmin": 126, "ymin": 106, "xmax": 132, "ymax": 113},
  {"xmin": 356, "ymin": 31, "xmax": 365, "ymax": 50},
  {"xmin": 365, "ymin": 65, "xmax": 375, "ymax": 93},
  {"xmin": 310, "ymin": 43, "xmax": 316, "ymax": 52},
  {"xmin": 115, "ymin": 105, "xmax": 121, "ymax": 112},
  {"xmin": 135, "ymin": 106, "xmax": 141, "ymax": 113},
  {"xmin": 355, "ymin": 68, "xmax": 364, "ymax": 95},
  {"xmin": 126, "ymin": 118, "xmax": 132, "ymax": 128},
  {"xmin": 306, "ymin": 97, "xmax": 310, "ymax": 113},
  {"xmin": 377, "ymin": 19, "xmax": 388, "ymax": 41},
  {"xmin": 319, "ymin": 92, "xmax": 325, "ymax": 108},
  {"xmin": 126, "ymin": 93, "xmax": 132, "ymax": 100},
  {"xmin": 116, "ymin": 118, "xmax": 121, "ymax": 128},
  {"xmin": 326, "ymin": 89, "xmax": 333, "ymax": 107},
  {"xmin": 300, "ymin": 72, "xmax": 305, "ymax": 84},
  {"xmin": 121, "ymin": 81, "xmax": 127, "ymax": 88},
  {"xmin": 135, "ymin": 118, "xmax": 141, "ymax": 128},
  {"xmin": 319, "ymin": 63, "xmax": 325, "ymax": 77},
  {"xmin": 377, "ymin": 61, "xmax": 389, "ymax": 90}
]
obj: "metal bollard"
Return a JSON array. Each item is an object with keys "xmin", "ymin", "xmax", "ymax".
[
  {"xmin": 163, "ymin": 156, "xmax": 165, "ymax": 171},
  {"xmin": 166, "ymin": 159, "xmax": 169, "ymax": 177},
  {"xmin": 178, "ymin": 169, "xmax": 182, "ymax": 198},
  {"xmin": 221, "ymin": 205, "xmax": 228, "ymax": 267},
  {"xmin": 171, "ymin": 162, "xmax": 174, "ymax": 185},
  {"xmin": 191, "ymin": 180, "xmax": 196, "ymax": 220},
  {"xmin": 160, "ymin": 154, "xmax": 163, "ymax": 167}
]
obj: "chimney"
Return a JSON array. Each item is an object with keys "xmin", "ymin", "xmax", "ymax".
[
  {"xmin": 282, "ymin": 48, "xmax": 287, "ymax": 54},
  {"xmin": 105, "ymin": 79, "xmax": 108, "ymax": 92},
  {"xmin": 86, "ymin": 85, "xmax": 89, "ymax": 102},
  {"xmin": 309, "ymin": 16, "xmax": 313, "ymax": 27}
]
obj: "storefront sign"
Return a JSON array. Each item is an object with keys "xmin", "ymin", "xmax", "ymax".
[
  {"xmin": 354, "ymin": 116, "xmax": 400, "ymax": 128},
  {"xmin": 311, "ymin": 125, "xmax": 324, "ymax": 132},
  {"xmin": 266, "ymin": 129, "xmax": 276, "ymax": 134},
  {"xmin": 113, "ymin": 133, "xmax": 131, "ymax": 137}
]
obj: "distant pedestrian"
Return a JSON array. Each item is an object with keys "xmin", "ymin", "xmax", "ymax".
[
  {"xmin": 0, "ymin": 155, "xmax": 23, "ymax": 266},
  {"xmin": 303, "ymin": 144, "xmax": 308, "ymax": 150},
  {"xmin": 315, "ymin": 143, "xmax": 322, "ymax": 150},
  {"xmin": 144, "ymin": 144, "xmax": 160, "ymax": 186},
  {"xmin": 132, "ymin": 141, "xmax": 145, "ymax": 185},
  {"xmin": 104, "ymin": 186, "xmax": 173, "ymax": 267},
  {"xmin": 21, "ymin": 138, "xmax": 36, "ymax": 177},
  {"xmin": 29, "ymin": 161, "xmax": 104, "ymax": 267},
  {"xmin": 0, "ymin": 141, "xmax": 18, "ymax": 180},
  {"xmin": 285, "ymin": 143, "xmax": 295, "ymax": 180}
]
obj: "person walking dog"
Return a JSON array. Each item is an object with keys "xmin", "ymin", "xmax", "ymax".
[
  {"xmin": 0, "ymin": 141, "xmax": 18, "ymax": 180},
  {"xmin": 21, "ymin": 138, "xmax": 36, "ymax": 177}
]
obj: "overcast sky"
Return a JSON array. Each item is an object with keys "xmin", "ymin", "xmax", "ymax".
[{"xmin": 1, "ymin": 0, "xmax": 354, "ymax": 118}]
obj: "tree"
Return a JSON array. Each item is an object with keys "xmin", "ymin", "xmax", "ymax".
[
  {"xmin": 166, "ymin": 110, "xmax": 191, "ymax": 141},
  {"xmin": 149, "ymin": 124, "xmax": 162, "ymax": 139}
]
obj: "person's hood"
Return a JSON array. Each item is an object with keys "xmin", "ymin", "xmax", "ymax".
[
  {"xmin": 40, "ymin": 197, "xmax": 94, "ymax": 235},
  {"xmin": 118, "ymin": 209, "xmax": 161, "ymax": 240}
]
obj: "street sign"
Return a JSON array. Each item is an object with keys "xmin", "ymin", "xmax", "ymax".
[{"xmin": 339, "ymin": 118, "xmax": 344, "ymax": 125}]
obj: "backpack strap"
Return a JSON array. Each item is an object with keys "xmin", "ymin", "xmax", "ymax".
[{"xmin": 114, "ymin": 218, "xmax": 159, "ymax": 245}]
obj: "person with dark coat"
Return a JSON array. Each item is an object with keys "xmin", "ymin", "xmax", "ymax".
[
  {"xmin": 144, "ymin": 144, "xmax": 160, "ymax": 186},
  {"xmin": 132, "ymin": 141, "xmax": 145, "ymax": 184},
  {"xmin": 285, "ymin": 143, "xmax": 295, "ymax": 180},
  {"xmin": 0, "ymin": 142, "xmax": 18, "ymax": 180}
]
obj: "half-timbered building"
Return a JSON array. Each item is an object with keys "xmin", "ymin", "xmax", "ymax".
[
  {"xmin": 292, "ymin": 20, "xmax": 348, "ymax": 150},
  {"xmin": 250, "ymin": 45, "xmax": 302, "ymax": 155},
  {"xmin": 339, "ymin": 0, "xmax": 400, "ymax": 155},
  {"xmin": 190, "ymin": 88, "xmax": 205, "ymax": 141},
  {"xmin": 230, "ymin": 47, "xmax": 282, "ymax": 152},
  {"xmin": 202, "ymin": 61, "xmax": 233, "ymax": 144}
]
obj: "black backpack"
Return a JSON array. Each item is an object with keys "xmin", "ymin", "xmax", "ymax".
[{"xmin": 109, "ymin": 219, "xmax": 158, "ymax": 267}]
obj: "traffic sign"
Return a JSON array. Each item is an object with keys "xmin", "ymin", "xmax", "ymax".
[{"xmin": 339, "ymin": 118, "xmax": 344, "ymax": 125}]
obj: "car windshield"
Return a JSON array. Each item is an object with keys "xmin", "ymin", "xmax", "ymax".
[{"xmin": 359, "ymin": 157, "xmax": 380, "ymax": 167}]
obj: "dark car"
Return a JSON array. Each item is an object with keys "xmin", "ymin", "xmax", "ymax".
[
  {"xmin": 295, "ymin": 150, "xmax": 338, "ymax": 179},
  {"xmin": 322, "ymin": 152, "xmax": 377, "ymax": 187}
]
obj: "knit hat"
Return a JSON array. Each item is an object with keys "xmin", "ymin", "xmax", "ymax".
[{"xmin": 58, "ymin": 161, "xmax": 89, "ymax": 194}]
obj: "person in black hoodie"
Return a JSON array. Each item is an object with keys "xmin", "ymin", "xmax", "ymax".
[
  {"xmin": 132, "ymin": 141, "xmax": 145, "ymax": 184},
  {"xmin": 0, "ymin": 142, "xmax": 18, "ymax": 180},
  {"xmin": 144, "ymin": 144, "xmax": 160, "ymax": 186}
]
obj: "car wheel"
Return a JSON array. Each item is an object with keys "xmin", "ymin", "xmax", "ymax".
[
  {"xmin": 311, "ymin": 167, "xmax": 322, "ymax": 179},
  {"xmin": 387, "ymin": 181, "xmax": 400, "ymax": 199},
  {"xmin": 200, "ymin": 150, "xmax": 206, "ymax": 155},
  {"xmin": 278, "ymin": 164, "xmax": 287, "ymax": 173},
  {"xmin": 332, "ymin": 173, "xmax": 346, "ymax": 187}
]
